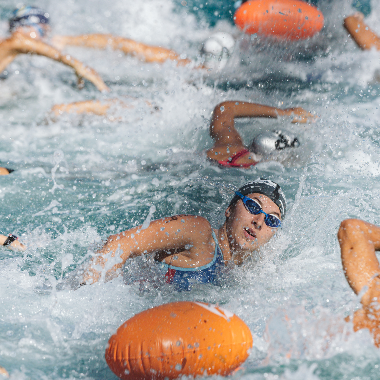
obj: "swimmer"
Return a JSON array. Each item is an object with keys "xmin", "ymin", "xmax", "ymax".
[
  {"xmin": 0, "ymin": 6, "xmax": 109, "ymax": 92},
  {"xmin": 207, "ymin": 101, "xmax": 315, "ymax": 168},
  {"xmin": 338, "ymin": 219, "xmax": 380, "ymax": 346},
  {"xmin": 48, "ymin": 99, "xmax": 313, "ymax": 167},
  {"xmin": 81, "ymin": 179, "xmax": 286, "ymax": 291},
  {"xmin": 0, "ymin": 234, "xmax": 26, "ymax": 251},
  {"xmin": 344, "ymin": 12, "xmax": 380, "ymax": 51},
  {"xmin": 201, "ymin": 32, "xmax": 235, "ymax": 70}
]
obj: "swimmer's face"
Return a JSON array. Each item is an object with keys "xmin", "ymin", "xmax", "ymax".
[
  {"xmin": 225, "ymin": 192, "xmax": 280, "ymax": 253},
  {"xmin": 17, "ymin": 24, "xmax": 50, "ymax": 39}
]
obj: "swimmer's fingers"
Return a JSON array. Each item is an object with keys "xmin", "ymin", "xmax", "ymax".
[
  {"xmin": 291, "ymin": 114, "xmax": 318, "ymax": 124},
  {"xmin": 285, "ymin": 107, "xmax": 317, "ymax": 124},
  {"xmin": 352, "ymin": 12, "xmax": 365, "ymax": 22},
  {"xmin": 176, "ymin": 58, "xmax": 192, "ymax": 67},
  {"xmin": 77, "ymin": 76, "xmax": 85, "ymax": 90}
]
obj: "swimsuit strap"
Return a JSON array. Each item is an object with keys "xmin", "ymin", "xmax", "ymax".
[
  {"xmin": 211, "ymin": 230, "xmax": 223, "ymax": 260},
  {"xmin": 217, "ymin": 149, "xmax": 256, "ymax": 168}
]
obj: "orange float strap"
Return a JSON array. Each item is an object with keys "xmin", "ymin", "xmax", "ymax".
[
  {"xmin": 234, "ymin": 0, "xmax": 324, "ymax": 40},
  {"xmin": 105, "ymin": 301, "xmax": 253, "ymax": 380}
]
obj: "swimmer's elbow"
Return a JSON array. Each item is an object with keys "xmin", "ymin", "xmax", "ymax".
[
  {"xmin": 338, "ymin": 219, "xmax": 366, "ymax": 243},
  {"xmin": 214, "ymin": 101, "xmax": 233, "ymax": 113}
]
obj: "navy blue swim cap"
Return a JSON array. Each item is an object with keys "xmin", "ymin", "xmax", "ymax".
[
  {"xmin": 229, "ymin": 178, "xmax": 287, "ymax": 218},
  {"xmin": 9, "ymin": 6, "xmax": 50, "ymax": 35}
]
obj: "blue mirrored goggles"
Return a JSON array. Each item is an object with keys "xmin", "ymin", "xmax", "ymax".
[{"xmin": 235, "ymin": 192, "xmax": 282, "ymax": 228}]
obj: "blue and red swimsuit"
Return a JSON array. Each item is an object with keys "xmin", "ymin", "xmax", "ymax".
[{"xmin": 155, "ymin": 231, "xmax": 224, "ymax": 291}]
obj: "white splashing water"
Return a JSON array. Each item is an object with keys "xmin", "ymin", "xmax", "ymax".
[{"xmin": 0, "ymin": 0, "xmax": 380, "ymax": 379}]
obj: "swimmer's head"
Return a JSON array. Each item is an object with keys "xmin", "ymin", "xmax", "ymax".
[
  {"xmin": 9, "ymin": 6, "xmax": 50, "ymax": 37},
  {"xmin": 201, "ymin": 32, "xmax": 235, "ymax": 70},
  {"xmin": 248, "ymin": 130, "xmax": 300, "ymax": 157},
  {"xmin": 229, "ymin": 178, "xmax": 287, "ymax": 219}
]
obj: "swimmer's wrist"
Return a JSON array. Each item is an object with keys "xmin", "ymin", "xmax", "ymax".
[
  {"xmin": 3, "ymin": 234, "xmax": 18, "ymax": 246},
  {"xmin": 276, "ymin": 109, "xmax": 287, "ymax": 117},
  {"xmin": 2, "ymin": 234, "xmax": 26, "ymax": 251}
]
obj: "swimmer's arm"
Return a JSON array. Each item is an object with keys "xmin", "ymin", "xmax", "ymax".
[
  {"xmin": 0, "ymin": 234, "xmax": 26, "ymax": 251},
  {"xmin": 0, "ymin": 52, "xmax": 18, "ymax": 74},
  {"xmin": 53, "ymin": 34, "xmax": 191, "ymax": 65},
  {"xmin": 51, "ymin": 100, "xmax": 114, "ymax": 117},
  {"xmin": 11, "ymin": 37, "xmax": 109, "ymax": 92},
  {"xmin": 338, "ymin": 219, "xmax": 380, "ymax": 309},
  {"xmin": 209, "ymin": 101, "xmax": 314, "ymax": 148},
  {"xmin": 344, "ymin": 13, "xmax": 380, "ymax": 51},
  {"xmin": 83, "ymin": 215, "xmax": 211, "ymax": 284}
]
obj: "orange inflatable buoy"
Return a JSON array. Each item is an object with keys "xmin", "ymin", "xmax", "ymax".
[
  {"xmin": 234, "ymin": 0, "xmax": 324, "ymax": 40},
  {"xmin": 105, "ymin": 301, "xmax": 253, "ymax": 379}
]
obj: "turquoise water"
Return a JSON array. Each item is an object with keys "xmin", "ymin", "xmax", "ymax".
[{"xmin": 1, "ymin": 0, "xmax": 380, "ymax": 379}]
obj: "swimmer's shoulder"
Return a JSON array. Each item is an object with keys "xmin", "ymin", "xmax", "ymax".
[{"xmin": 170, "ymin": 214, "xmax": 214, "ymax": 239}]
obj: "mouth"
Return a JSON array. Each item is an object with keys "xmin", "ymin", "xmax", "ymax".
[{"xmin": 243, "ymin": 227, "xmax": 256, "ymax": 240}]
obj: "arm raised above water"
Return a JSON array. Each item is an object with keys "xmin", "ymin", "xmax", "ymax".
[
  {"xmin": 82, "ymin": 215, "xmax": 214, "ymax": 285},
  {"xmin": 52, "ymin": 34, "xmax": 191, "ymax": 66},
  {"xmin": 209, "ymin": 101, "xmax": 314, "ymax": 149},
  {"xmin": 344, "ymin": 13, "xmax": 380, "ymax": 51},
  {"xmin": 5, "ymin": 33, "xmax": 109, "ymax": 92}
]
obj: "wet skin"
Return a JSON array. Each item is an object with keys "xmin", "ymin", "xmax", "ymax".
[
  {"xmin": 223, "ymin": 192, "xmax": 280, "ymax": 264},
  {"xmin": 83, "ymin": 192, "xmax": 281, "ymax": 284}
]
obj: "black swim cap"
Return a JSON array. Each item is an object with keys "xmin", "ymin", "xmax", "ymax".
[
  {"xmin": 9, "ymin": 6, "xmax": 49, "ymax": 33},
  {"xmin": 229, "ymin": 178, "xmax": 287, "ymax": 218}
]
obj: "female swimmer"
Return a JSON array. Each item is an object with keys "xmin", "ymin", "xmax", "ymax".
[
  {"xmin": 81, "ymin": 179, "xmax": 286, "ymax": 291},
  {"xmin": 48, "ymin": 99, "xmax": 313, "ymax": 168},
  {"xmin": 207, "ymin": 101, "xmax": 314, "ymax": 168},
  {"xmin": 0, "ymin": 6, "xmax": 109, "ymax": 91}
]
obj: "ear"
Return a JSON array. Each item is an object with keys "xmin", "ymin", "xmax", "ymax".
[{"xmin": 225, "ymin": 207, "xmax": 231, "ymax": 218}]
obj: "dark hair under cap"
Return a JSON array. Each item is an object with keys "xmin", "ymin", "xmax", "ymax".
[{"xmin": 229, "ymin": 178, "xmax": 287, "ymax": 219}]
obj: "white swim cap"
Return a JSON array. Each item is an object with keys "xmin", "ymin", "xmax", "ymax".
[
  {"xmin": 201, "ymin": 32, "xmax": 235, "ymax": 70},
  {"xmin": 248, "ymin": 130, "xmax": 300, "ymax": 156}
]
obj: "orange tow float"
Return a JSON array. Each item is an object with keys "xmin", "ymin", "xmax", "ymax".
[
  {"xmin": 105, "ymin": 301, "xmax": 253, "ymax": 379},
  {"xmin": 234, "ymin": 0, "xmax": 324, "ymax": 40}
]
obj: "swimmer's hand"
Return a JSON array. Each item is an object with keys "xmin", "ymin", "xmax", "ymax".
[
  {"xmin": 282, "ymin": 107, "xmax": 317, "ymax": 123},
  {"xmin": 74, "ymin": 64, "xmax": 110, "ymax": 93},
  {"xmin": 351, "ymin": 12, "xmax": 365, "ymax": 23}
]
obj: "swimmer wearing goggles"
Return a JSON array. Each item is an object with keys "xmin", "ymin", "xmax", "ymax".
[
  {"xmin": 80, "ymin": 179, "xmax": 286, "ymax": 288},
  {"xmin": 235, "ymin": 191, "xmax": 282, "ymax": 228},
  {"xmin": 0, "ymin": 6, "xmax": 109, "ymax": 92}
]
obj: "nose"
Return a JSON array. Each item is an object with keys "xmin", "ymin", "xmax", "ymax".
[{"xmin": 252, "ymin": 212, "xmax": 265, "ymax": 230}]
